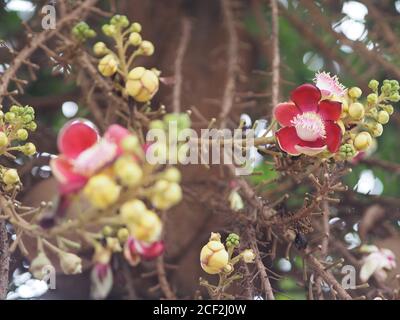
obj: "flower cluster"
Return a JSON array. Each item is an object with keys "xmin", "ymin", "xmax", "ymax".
[
  {"xmin": 200, "ymin": 232, "xmax": 255, "ymax": 275},
  {"xmin": 0, "ymin": 105, "xmax": 37, "ymax": 190},
  {"xmin": 274, "ymin": 72, "xmax": 399, "ymax": 160},
  {"xmin": 92, "ymin": 15, "xmax": 159, "ymax": 103},
  {"xmin": 37, "ymin": 119, "xmax": 183, "ymax": 297},
  {"xmin": 71, "ymin": 22, "xmax": 96, "ymax": 42}
]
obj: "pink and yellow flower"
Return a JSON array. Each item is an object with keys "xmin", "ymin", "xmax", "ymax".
[
  {"xmin": 50, "ymin": 119, "xmax": 130, "ymax": 194},
  {"xmin": 124, "ymin": 237, "xmax": 165, "ymax": 266},
  {"xmin": 274, "ymin": 84, "xmax": 342, "ymax": 156}
]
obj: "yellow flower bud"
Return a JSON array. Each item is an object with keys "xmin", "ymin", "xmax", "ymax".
[
  {"xmin": 150, "ymin": 181, "xmax": 182, "ymax": 210},
  {"xmin": 102, "ymin": 225, "xmax": 113, "ymax": 237},
  {"xmin": 83, "ymin": 174, "xmax": 120, "ymax": 209},
  {"xmin": 117, "ymin": 228, "xmax": 130, "ymax": 243},
  {"xmin": 348, "ymin": 102, "xmax": 365, "ymax": 120},
  {"xmin": 139, "ymin": 40, "xmax": 154, "ymax": 56},
  {"xmin": 129, "ymin": 32, "xmax": 142, "ymax": 46},
  {"xmin": 93, "ymin": 42, "xmax": 108, "ymax": 56},
  {"xmin": 241, "ymin": 249, "xmax": 256, "ymax": 263},
  {"xmin": 200, "ymin": 238, "xmax": 229, "ymax": 274},
  {"xmin": 17, "ymin": 129, "xmax": 28, "ymax": 141},
  {"xmin": 131, "ymin": 22, "xmax": 142, "ymax": 33},
  {"xmin": 377, "ymin": 110, "xmax": 390, "ymax": 125},
  {"xmin": 163, "ymin": 167, "xmax": 181, "ymax": 183},
  {"xmin": 164, "ymin": 183, "xmax": 182, "ymax": 203},
  {"xmin": 228, "ymin": 190, "xmax": 244, "ymax": 212},
  {"xmin": 121, "ymin": 135, "xmax": 140, "ymax": 154},
  {"xmin": 354, "ymin": 132, "xmax": 372, "ymax": 151},
  {"xmin": 59, "ymin": 252, "xmax": 82, "ymax": 275},
  {"xmin": 130, "ymin": 210, "xmax": 162, "ymax": 242},
  {"xmin": 120, "ymin": 199, "xmax": 147, "ymax": 224},
  {"xmin": 0, "ymin": 132, "xmax": 8, "ymax": 147},
  {"xmin": 98, "ymin": 54, "xmax": 118, "ymax": 77},
  {"xmin": 30, "ymin": 252, "xmax": 52, "ymax": 280},
  {"xmin": 371, "ymin": 123, "xmax": 383, "ymax": 137},
  {"xmin": 348, "ymin": 87, "xmax": 362, "ymax": 99},
  {"xmin": 106, "ymin": 237, "xmax": 122, "ymax": 252},
  {"xmin": 23, "ymin": 142, "xmax": 36, "ymax": 156},
  {"xmin": 116, "ymin": 162, "xmax": 143, "ymax": 187},
  {"xmin": 3, "ymin": 169, "xmax": 20, "ymax": 185},
  {"xmin": 125, "ymin": 67, "xmax": 159, "ymax": 102}
]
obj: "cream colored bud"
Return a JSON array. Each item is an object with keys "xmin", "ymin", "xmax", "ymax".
[
  {"xmin": 354, "ymin": 132, "xmax": 372, "ymax": 151},
  {"xmin": 93, "ymin": 42, "xmax": 108, "ymax": 56},
  {"xmin": 163, "ymin": 167, "xmax": 181, "ymax": 183},
  {"xmin": 0, "ymin": 132, "xmax": 8, "ymax": 147},
  {"xmin": 200, "ymin": 239, "xmax": 229, "ymax": 274},
  {"xmin": 125, "ymin": 67, "xmax": 159, "ymax": 102},
  {"xmin": 59, "ymin": 252, "xmax": 82, "ymax": 275},
  {"xmin": 98, "ymin": 54, "xmax": 118, "ymax": 77},
  {"xmin": 242, "ymin": 249, "xmax": 256, "ymax": 263},
  {"xmin": 3, "ymin": 169, "xmax": 20, "ymax": 185},
  {"xmin": 30, "ymin": 252, "xmax": 52, "ymax": 280},
  {"xmin": 129, "ymin": 32, "xmax": 142, "ymax": 46},
  {"xmin": 139, "ymin": 40, "xmax": 154, "ymax": 56},
  {"xmin": 348, "ymin": 87, "xmax": 362, "ymax": 99},
  {"xmin": 348, "ymin": 102, "xmax": 365, "ymax": 120},
  {"xmin": 120, "ymin": 199, "xmax": 147, "ymax": 224},
  {"xmin": 377, "ymin": 110, "xmax": 390, "ymax": 125}
]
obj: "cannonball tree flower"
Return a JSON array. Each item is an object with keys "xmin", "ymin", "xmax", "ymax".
[
  {"xmin": 274, "ymin": 84, "xmax": 342, "ymax": 156},
  {"xmin": 123, "ymin": 237, "xmax": 165, "ymax": 266},
  {"xmin": 50, "ymin": 119, "xmax": 130, "ymax": 194},
  {"xmin": 359, "ymin": 245, "xmax": 396, "ymax": 283}
]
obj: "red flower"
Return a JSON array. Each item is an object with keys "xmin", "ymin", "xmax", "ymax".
[
  {"xmin": 124, "ymin": 237, "xmax": 165, "ymax": 266},
  {"xmin": 50, "ymin": 119, "xmax": 130, "ymax": 194},
  {"xmin": 274, "ymin": 84, "xmax": 342, "ymax": 156}
]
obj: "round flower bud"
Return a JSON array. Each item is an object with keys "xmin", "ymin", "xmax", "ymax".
[
  {"xmin": 371, "ymin": 123, "xmax": 383, "ymax": 137},
  {"xmin": 129, "ymin": 32, "xmax": 142, "ymax": 46},
  {"xmin": 149, "ymin": 120, "xmax": 165, "ymax": 131},
  {"xmin": 110, "ymin": 15, "xmax": 129, "ymax": 28},
  {"xmin": 117, "ymin": 228, "xmax": 130, "ymax": 243},
  {"xmin": 377, "ymin": 110, "xmax": 390, "ymax": 125},
  {"xmin": 120, "ymin": 199, "xmax": 147, "ymax": 224},
  {"xmin": 367, "ymin": 93, "xmax": 378, "ymax": 105},
  {"xmin": 26, "ymin": 122, "xmax": 37, "ymax": 132},
  {"xmin": 22, "ymin": 142, "xmax": 36, "ymax": 156},
  {"xmin": 121, "ymin": 135, "xmax": 140, "ymax": 154},
  {"xmin": 102, "ymin": 225, "xmax": 113, "ymax": 237},
  {"xmin": 163, "ymin": 167, "xmax": 181, "ymax": 183},
  {"xmin": 226, "ymin": 233, "xmax": 240, "ymax": 248},
  {"xmin": 116, "ymin": 162, "xmax": 143, "ymax": 187},
  {"xmin": 17, "ymin": 129, "xmax": 28, "ymax": 141},
  {"xmin": 30, "ymin": 252, "xmax": 53, "ymax": 280},
  {"xmin": 339, "ymin": 143, "xmax": 356, "ymax": 160},
  {"xmin": 4, "ymin": 112, "xmax": 15, "ymax": 122},
  {"xmin": 200, "ymin": 239, "xmax": 229, "ymax": 274},
  {"xmin": 59, "ymin": 252, "xmax": 82, "ymax": 275},
  {"xmin": 242, "ymin": 249, "xmax": 256, "ymax": 263},
  {"xmin": 139, "ymin": 40, "xmax": 155, "ymax": 56},
  {"xmin": 0, "ymin": 132, "xmax": 9, "ymax": 147},
  {"xmin": 348, "ymin": 87, "xmax": 362, "ymax": 99},
  {"xmin": 348, "ymin": 102, "xmax": 365, "ymax": 120},
  {"xmin": 163, "ymin": 183, "xmax": 182, "ymax": 205},
  {"xmin": 368, "ymin": 79, "xmax": 379, "ymax": 91},
  {"xmin": 83, "ymin": 174, "xmax": 120, "ymax": 209},
  {"xmin": 3, "ymin": 169, "xmax": 20, "ymax": 185},
  {"xmin": 130, "ymin": 210, "xmax": 162, "ymax": 242},
  {"xmin": 382, "ymin": 104, "xmax": 394, "ymax": 115},
  {"xmin": 102, "ymin": 24, "xmax": 117, "ymax": 36},
  {"xmin": 125, "ymin": 67, "xmax": 159, "ymax": 102},
  {"xmin": 98, "ymin": 54, "xmax": 118, "ymax": 77},
  {"xmin": 130, "ymin": 22, "xmax": 142, "ymax": 33},
  {"xmin": 93, "ymin": 42, "xmax": 108, "ymax": 56},
  {"xmin": 354, "ymin": 132, "xmax": 372, "ymax": 151}
]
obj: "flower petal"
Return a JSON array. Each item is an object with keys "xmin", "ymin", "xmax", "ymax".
[
  {"xmin": 324, "ymin": 121, "xmax": 342, "ymax": 153},
  {"xmin": 50, "ymin": 157, "xmax": 88, "ymax": 194},
  {"xmin": 58, "ymin": 119, "xmax": 99, "ymax": 159},
  {"xmin": 291, "ymin": 84, "xmax": 321, "ymax": 112},
  {"xmin": 360, "ymin": 254, "xmax": 381, "ymax": 282},
  {"xmin": 274, "ymin": 102, "xmax": 301, "ymax": 127},
  {"xmin": 295, "ymin": 145, "xmax": 327, "ymax": 156},
  {"xmin": 318, "ymin": 100, "xmax": 342, "ymax": 121},
  {"xmin": 275, "ymin": 127, "xmax": 302, "ymax": 156}
]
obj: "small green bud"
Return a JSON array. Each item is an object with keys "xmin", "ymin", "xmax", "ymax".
[
  {"xmin": 348, "ymin": 87, "xmax": 362, "ymax": 99},
  {"xmin": 149, "ymin": 120, "xmax": 165, "ymax": 131},
  {"xmin": 93, "ymin": 42, "xmax": 108, "ymax": 56},
  {"xmin": 2, "ymin": 169, "xmax": 20, "ymax": 185},
  {"xmin": 377, "ymin": 111, "xmax": 390, "ymax": 125},
  {"xmin": 139, "ymin": 40, "xmax": 154, "ymax": 56},
  {"xmin": 110, "ymin": 15, "xmax": 129, "ymax": 28},
  {"xmin": 22, "ymin": 114, "xmax": 33, "ymax": 123},
  {"xmin": 130, "ymin": 22, "xmax": 142, "ymax": 33},
  {"xmin": 367, "ymin": 93, "xmax": 378, "ymax": 105},
  {"xmin": 129, "ymin": 32, "xmax": 142, "ymax": 46},
  {"xmin": 17, "ymin": 129, "xmax": 28, "ymax": 141},
  {"xmin": 10, "ymin": 105, "xmax": 19, "ymax": 113},
  {"xmin": 23, "ymin": 142, "xmax": 36, "ymax": 156},
  {"xmin": 226, "ymin": 233, "xmax": 240, "ymax": 248},
  {"xmin": 389, "ymin": 93, "xmax": 400, "ymax": 102},
  {"xmin": 4, "ymin": 112, "xmax": 15, "ymax": 122},
  {"xmin": 381, "ymin": 104, "xmax": 394, "ymax": 115},
  {"xmin": 102, "ymin": 24, "xmax": 117, "ymax": 37},
  {"xmin": 368, "ymin": 79, "xmax": 379, "ymax": 92},
  {"xmin": 117, "ymin": 228, "xmax": 129, "ymax": 243},
  {"xmin": 339, "ymin": 143, "xmax": 356, "ymax": 160},
  {"xmin": 102, "ymin": 226, "xmax": 113, "ymax": 237}
]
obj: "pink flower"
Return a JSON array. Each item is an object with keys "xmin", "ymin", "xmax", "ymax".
[
  {"xmin": 124, "ymin": 237, "xmax": 165, "ymax": 266},
  {"xmin": 50, "ymin": 119, "xmax": 130, "ymax": 194},
  {"xmin": 314, "ymin": 71, "xmax": 346, "ymax": 97},
  {"xmin": 274, "ymin": 84, "xmax": 342, "ymax": 156},
  {"xmin": 360, "ymin": 245, "xmax": 397, "ymax": 282}
]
